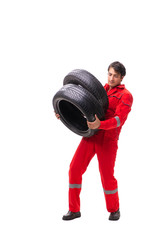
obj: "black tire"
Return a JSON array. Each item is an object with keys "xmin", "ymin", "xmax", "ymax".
[
  {"xmin": 63, "ymin": 69, "xmax": 108, "ymax": 111},
  {"xmin": 53, "ymin": 84, "xmax": 104, "ymax": 137}
]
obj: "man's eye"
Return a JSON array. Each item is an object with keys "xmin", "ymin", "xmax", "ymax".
[{"xmin": 114, "ymin": 75, "xmax": 118, "ymax": 78}]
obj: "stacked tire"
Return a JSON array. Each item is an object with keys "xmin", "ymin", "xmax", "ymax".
[{"xmin": 53, "ymin": 69, "xmax": 108, "ymax": 137}]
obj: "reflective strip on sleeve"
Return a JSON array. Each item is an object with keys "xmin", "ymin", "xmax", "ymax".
[
  {"xmin": 69, "ymin": 184, "xmax": 82, "ymax": 189},
  {"xmin": 122, "ymin": 101, "xmax": 131, "ymax": 107},
  {"xmin": 103, "ymin": 188, "xmax": 118, "ymax": 195},
  {"xmin": 114, "ymin": 116, "xmax": 121, "ymax": 127}
]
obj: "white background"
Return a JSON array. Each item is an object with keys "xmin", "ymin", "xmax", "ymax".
[{"xmin": 0, "ymin": 0, "xmax": 160, "ymax": 239}]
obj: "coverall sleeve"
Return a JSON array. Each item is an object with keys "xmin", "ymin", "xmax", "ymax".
[{"xmin": 99, "ymin": 93, "xmax": 133, "ymax": 130}]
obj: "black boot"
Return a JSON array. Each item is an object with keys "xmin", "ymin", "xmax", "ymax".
[
  {"xmin": 62, "ymin": 211, "xmax": 81, "ymax": 221},
  {"xmin": 109, "ymin": 209, "xmax": 120, "ymax": 221}
]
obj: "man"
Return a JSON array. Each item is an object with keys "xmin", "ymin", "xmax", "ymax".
[{"xmin": 55, "ymin": 61, "xmax": 133, "ymax": 221}]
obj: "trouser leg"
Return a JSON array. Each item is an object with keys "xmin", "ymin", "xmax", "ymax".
[
  {"xmin": 96, "ymin": 137, "xmax": 119, "ymax": 212},
  {"xmin": 69, "ymin": 136, "xmax": 95, "ymax": 212}
]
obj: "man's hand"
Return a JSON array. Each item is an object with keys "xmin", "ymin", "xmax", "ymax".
[
  {"xmin": 54, "ymin": 112, "xmax": 60, "ymax": 119},
  {"xmin": 87, "ymin": 115, "xmax": 100, "ymax": 129}
]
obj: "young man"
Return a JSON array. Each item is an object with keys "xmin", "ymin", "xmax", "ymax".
[{"xmin": 56, "ymin": 61, "xmax": 133, "ymax": 221}]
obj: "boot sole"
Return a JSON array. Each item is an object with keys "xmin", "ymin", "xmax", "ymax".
[{"xmin": 62, "ymin": 213, "xmax": 81, "ymax": 221}]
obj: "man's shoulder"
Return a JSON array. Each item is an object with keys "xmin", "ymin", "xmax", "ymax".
[
  {"xmin": 119, "ymin": 85, "xmax": 132, "ymax": 97},
  {"xmin": 121, "ymin": 88, "xmax": 133, "ymax": 106},
  {"xmin": 117, "ymin": 86, "xmax": 133, "ymax": 105}
]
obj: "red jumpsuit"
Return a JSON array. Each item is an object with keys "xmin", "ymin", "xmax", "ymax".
[{"xmin": 68, "ymin": 84, "xmax": 133, "ymax": 213}]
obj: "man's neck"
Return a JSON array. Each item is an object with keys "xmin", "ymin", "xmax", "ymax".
[{"xmin": 108, "ymin": 84, "xmax": 120, "ymax": 91}]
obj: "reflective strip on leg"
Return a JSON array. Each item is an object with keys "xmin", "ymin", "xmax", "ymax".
[
  {"xmin": 69, "ymin": 184, "xmax": 82, "ymax": 189},
  {"xmin": 103, "ymin": 188, "xmax": 118, "ymax": 195}
]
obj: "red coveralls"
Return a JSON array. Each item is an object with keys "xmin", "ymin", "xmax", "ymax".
[{"xmin": 68, "ymin": 84, "xmax": 133, "ymax": 213}]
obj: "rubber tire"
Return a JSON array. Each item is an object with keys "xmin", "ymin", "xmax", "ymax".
[
  {"xmin": 63, "ymin": 69, "xmax": 108, "ymax": 112},
  {"xmin": 53, "ymin": 84, "xmax": 104, "ymax": 137}
]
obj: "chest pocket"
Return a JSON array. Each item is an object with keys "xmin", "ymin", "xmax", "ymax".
[{"xmin": 108, "ymin": 92, "xmax": 124, "ymax": 111}]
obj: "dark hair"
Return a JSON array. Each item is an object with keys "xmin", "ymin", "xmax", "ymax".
[{"xmin": 108, "ymin": 61, "xmax": 126, "ymax": 77}]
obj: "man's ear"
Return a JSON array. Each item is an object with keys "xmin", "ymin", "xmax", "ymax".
[{"xmin": 121, "ymin": 76, "xmax": 124, "ymax": 82}]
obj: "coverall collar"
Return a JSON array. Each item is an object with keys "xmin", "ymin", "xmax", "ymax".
[{"xmin": 106, "ymin": 84, "xmax": 125, "ymax": 96}]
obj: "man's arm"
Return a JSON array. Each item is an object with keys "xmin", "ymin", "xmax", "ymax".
[
  {"xmin": 87, "ymin": 93, "xmax": 133, "ymax": 130},
  {"xmin": 99, "ymin": 93, "xmax": 133, "ymax": 130}
]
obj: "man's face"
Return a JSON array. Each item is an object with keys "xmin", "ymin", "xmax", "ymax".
[{"xmin": 108, "ymin": 67, "xmax": 124, "ymax": 89}]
